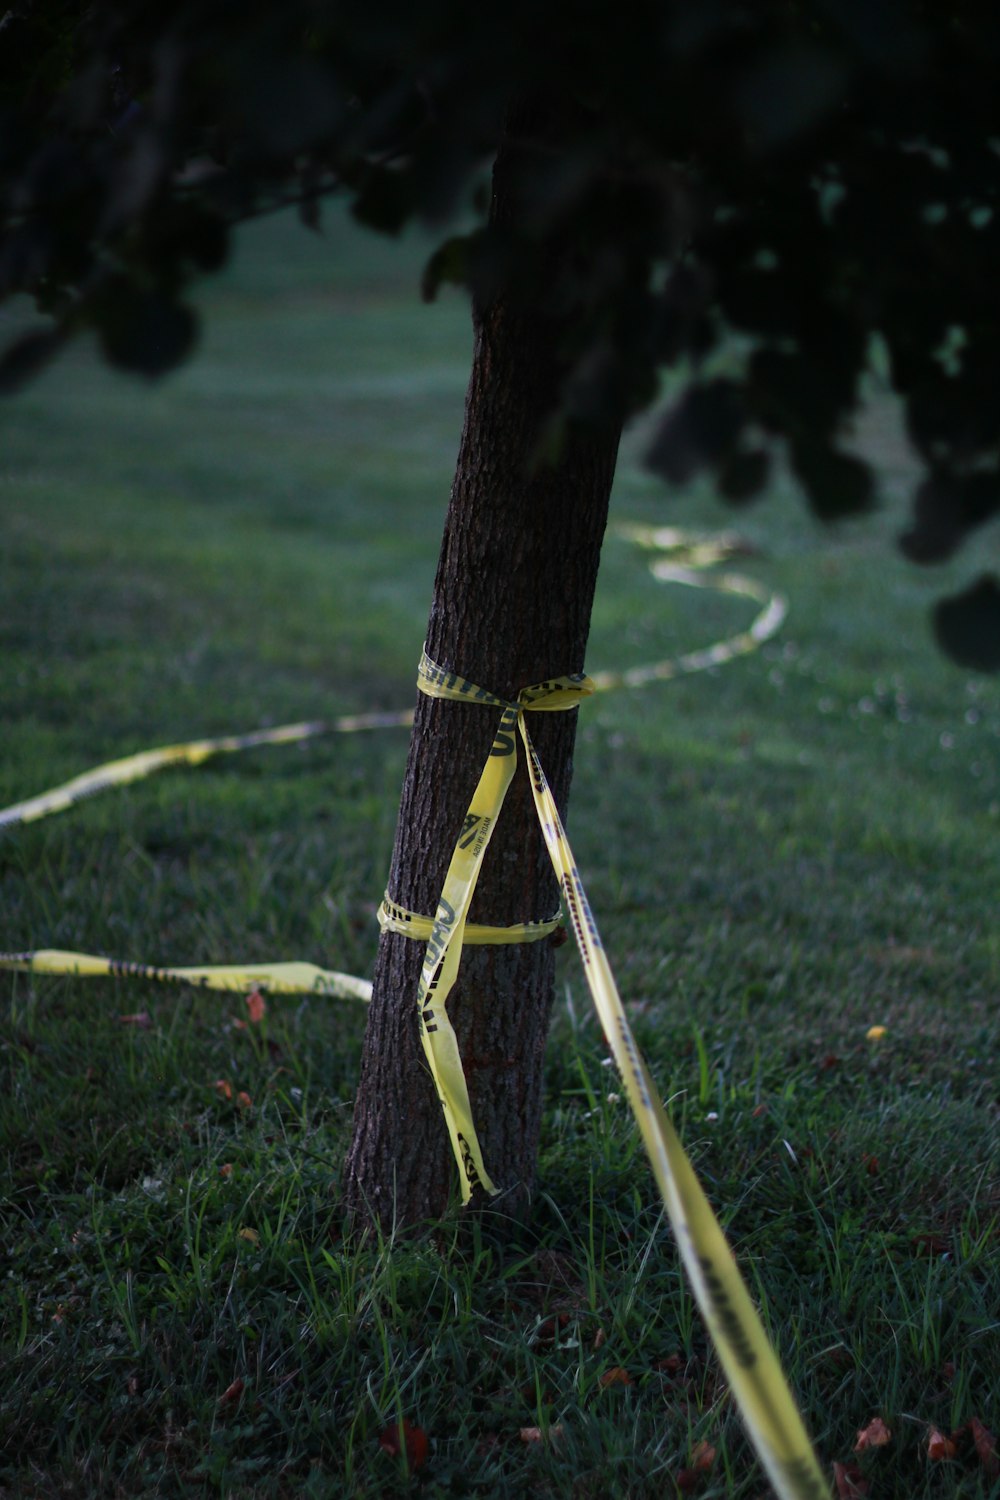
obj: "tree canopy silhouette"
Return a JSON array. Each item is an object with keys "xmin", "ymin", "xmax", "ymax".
[{"xmin": 3, "ymin": 1, "xmax": 1000, "ymax": 658}]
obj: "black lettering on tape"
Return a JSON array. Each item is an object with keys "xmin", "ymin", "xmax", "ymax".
[
  {"xmin": 696, "ymin": 1254, "xmax": 758, "ymax": 1371},
  {"xmin": 489, "ymin": 707, "xmax": 519, "ymax": 758},
  {"xmin": 528, "ymin": 745, "xmax": 546, "ymax": 794},
  {"xmin": 425, "ymin": 898, "xmax": 457, "ymax": 970},
  {"xmin": 614, "ymin": 1015, "xmax": 652, "ymax": 1108},
  {"xmin": 561, "ymin": 872, "xmax": 595, "ymax": 967},
  {"xmin": 456, "ymin": 1132, "xmax": 481, "ymax": 1189},
  {"xmin": 458, "ymin": 813, "xmax": 482, "ymax": 850},
  {"xmin": 570, "ymin": 868, "xmax": 602, "ymax": 951}
]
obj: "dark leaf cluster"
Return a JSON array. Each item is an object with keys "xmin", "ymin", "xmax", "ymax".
[{"xmin": 2, "ymin": 0, "xmax": 1000, "ymax": 655}]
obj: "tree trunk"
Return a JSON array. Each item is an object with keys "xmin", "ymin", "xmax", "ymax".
[{"xmin": 343, "ymin": 137, "xmax": 621, "ymax": 1232}]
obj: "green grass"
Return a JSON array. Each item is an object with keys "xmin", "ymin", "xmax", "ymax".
[{"xmin": 1, "ymin": 203, "xmax": 998, "ymax": 1498}]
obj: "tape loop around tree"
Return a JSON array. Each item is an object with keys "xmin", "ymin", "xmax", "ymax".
[{"xmin": 377, "ymin": 895, "xmax": 560, "ymax": 945}]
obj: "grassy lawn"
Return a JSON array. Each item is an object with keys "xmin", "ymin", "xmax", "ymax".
[{"xmin": 1, "ymin": 204, "xmax": 998, "ymax": 1498}]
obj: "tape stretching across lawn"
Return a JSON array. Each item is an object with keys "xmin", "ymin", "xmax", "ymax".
[{"xmin": 0, "ymin": 533, "xmax": 829, "ymax": 1499}]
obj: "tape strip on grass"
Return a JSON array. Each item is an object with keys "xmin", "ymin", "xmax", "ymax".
[{"xmin": 0, "ymin": 530, "xmax": 826, "ymax": 1497}]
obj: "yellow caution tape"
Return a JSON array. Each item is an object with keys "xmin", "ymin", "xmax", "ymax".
[
  {"xmin": 0, "ymin": 530, "xmax": 826, "ymax": 1496},
  {"xmin": 518, "ymin": 707, "xmax": 827, "ymax": 1500},
  {"xmin": 0, "ymin": 910, "xmax": 560, "ymax": 1004},
  {"xmin": 0, "ymin": 711, "xmax": 413, "ymax": 830},
  {"xmin": 0, "ymin": 528, "xmax": 782, "ymax": 836},
  {"xmin": 592, "ymin": 525, "xmax": 787, "ymax": 690},
  {"xmin": 405, "ymin": 653, "xmax": 594, "ymax": 1197},
  {"xmin": 590, "ymin": 565, "xmax": 786, "ymax": 688},
  {"xmin": 377, "ymin": 895, "xmax": 560, "ymax": 945},
  {"xmin": 410, "ymin": 650, "xmax": 829, "ymax": 1499},
  {"xmin": 0, "ymin": 949, "xmax": 372, "ymax": 1000}
]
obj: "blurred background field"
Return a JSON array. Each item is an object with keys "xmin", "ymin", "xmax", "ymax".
[{"xmin": 1, "ymin": 205, "xmax": 997, "ymax": 1497}]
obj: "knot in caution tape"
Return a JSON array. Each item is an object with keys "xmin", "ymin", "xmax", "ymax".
[
  {"xmin": 401, "ymin": 650, "xmax": 593, "ymax": 1204},
  {"xmin": 416, "ymin": 647, "xmax": 595, "ymax": 713}
]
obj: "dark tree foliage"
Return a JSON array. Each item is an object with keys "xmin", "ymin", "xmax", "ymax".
[{"xmin": 2, "ymin": 0, "xmax": 1000, "ymax": 655}]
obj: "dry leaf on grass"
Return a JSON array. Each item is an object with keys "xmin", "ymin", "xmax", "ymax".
[
  {"xmin": 598, "ymin": 1366, "xmax": 632, "ymax": 1389},
  {"xmin": 245, "ymin": 989, "xmax": 266, "ymax": 1024},
  {"xmin": 378, "ymin": 1417, "xmax": 429, "ymax": 1468},
  {"xmin": 690, "ymin": 1440, "xmax": 716, "ymax": 1470},
  {"xmin": 218, "ymin": 1377, "xmax": 245, "ymax": 1407},
  {"xmin": 519, "ymin": 1425, "xmax": 564, "ymax": 1444},
  {"xmin": 674, "ymin": 1437, "xmax": 716, "ymax": 1491},
  {"xmin": 854, "ymin": 1416, "xmax": 891, "ymax": 1451},
  {"xmin": 927, "ymin": 1427, "xmax": 957, "ymax": 1461}
]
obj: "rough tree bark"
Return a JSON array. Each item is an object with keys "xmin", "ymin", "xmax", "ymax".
[{"xmin": 344, "ymin": 129, "xmax": 622, "ymax": 1231}]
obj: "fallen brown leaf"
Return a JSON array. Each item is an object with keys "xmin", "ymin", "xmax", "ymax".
[
  {"xmin": 218, "ymin": 1377, "xmax": 245, "ymax": 1407},
  {"xmin": 927, "ymin": 1427, "xmax": 957, "ymax": 1461},
  {"xmin": 245, "ymin": 989, "xmax": 266, "ymax": 1024},
  {"xmin": 519, "ymin": 1424, "xmax": 563, "ymax": 1444},
  {"xmin": 691, "ymin": 1440, "xmax": 716, "ymax": 1471},
  {"xmin": 378, "ymin": 1417, "xmax": 428, "ymax": 1469},
  {"xmin": 598, "ymin": 1366, "xmax": 632, "ymax": 1389},
  {"xmin": 854, "ymin": 1416, "xmax": 891, "ymax": 1452}
]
